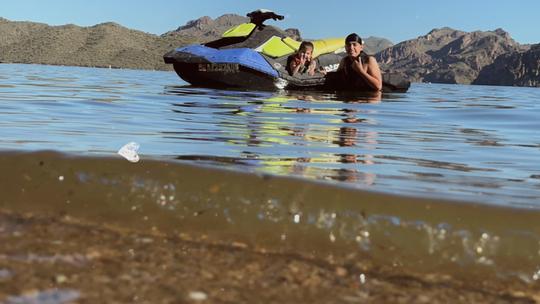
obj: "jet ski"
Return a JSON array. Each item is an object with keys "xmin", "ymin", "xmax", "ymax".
[{"xmin": 164, "ymin": 10, "xmax": 410, "ymax": 93}]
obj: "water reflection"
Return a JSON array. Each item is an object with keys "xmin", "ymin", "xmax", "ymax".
[
  {"xmin": 161, "ymin": 84, "xmax": 540, "ymax": 207},
  {"xmin": 169, "ymin": 87, "xmax": 382, "ymax": 187},
  {"xmin": 327, "ymin": 93, "xmax": 380, "ymax": 184}
]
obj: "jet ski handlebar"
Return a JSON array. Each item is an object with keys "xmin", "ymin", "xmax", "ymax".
[{"xmin": 247, "ymin": 9, "xmax": 285, "ymax": 27}]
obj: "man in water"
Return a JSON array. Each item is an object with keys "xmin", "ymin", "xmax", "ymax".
[{"xmin": 336, "ymin": 33, "xmax": 383, "ymax": 91}]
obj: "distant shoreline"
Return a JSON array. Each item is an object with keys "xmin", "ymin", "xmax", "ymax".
[{"xmin": 0, "ymin": 61, "xmax": 173, "ymax": 72}]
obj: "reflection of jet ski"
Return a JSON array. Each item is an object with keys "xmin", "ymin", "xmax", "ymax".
[{"xmin": 164, "ymin": 10, "xmax": 410, "ymax": 93}]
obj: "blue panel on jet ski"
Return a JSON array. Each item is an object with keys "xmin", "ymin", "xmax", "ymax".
[{"xmin": 175, "ymin": 45, "xmax": 278, "ymax": 78}]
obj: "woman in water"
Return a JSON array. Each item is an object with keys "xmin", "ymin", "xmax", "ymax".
[{"xmin": 287, "ymin": 41, "xmax": 324, "ymax": 76}]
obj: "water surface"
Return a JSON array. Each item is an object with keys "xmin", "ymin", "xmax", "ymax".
[
  {"xmin": 1, "ymin": 63, "xmax": 540, "ymax": 283},
  {"xmin": 1, "ymin": 63, "xmax": 539, "ymax": 208}
]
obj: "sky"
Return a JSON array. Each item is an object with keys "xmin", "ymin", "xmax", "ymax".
[{"xmin": 2, "ymin": 0, "xmax": 540, "ymax": 44}]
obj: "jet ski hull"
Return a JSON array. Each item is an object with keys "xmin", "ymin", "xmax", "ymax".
[
  {"xmin": 171, "ymin": 62, "xmax": 278, "ymax": 90},
  {"xmin": 164, "ymin": 45, "xmax": 280, "ymax": 90}
]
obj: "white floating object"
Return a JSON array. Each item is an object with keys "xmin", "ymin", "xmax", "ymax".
[
  {"xmin": 118, "ymin": 142, "xmax": 140, "ymax": 163},
  {"xmin": 189, "ymin": 291, "xmax": 208, "ymax": 301}
]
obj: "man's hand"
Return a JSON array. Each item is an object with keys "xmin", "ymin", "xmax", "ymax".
[{"xmin": 351, "ymin": 57, "xmax": 364, "ymax": 75}]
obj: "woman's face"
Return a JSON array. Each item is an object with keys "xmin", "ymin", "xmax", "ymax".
[
  {"xmin": 345, "ymin": 41, "xmax": 363, "ymax": 58},
  {"xmin": 299, "ymin": 47, "xmax": 313, "ymax": 60}
]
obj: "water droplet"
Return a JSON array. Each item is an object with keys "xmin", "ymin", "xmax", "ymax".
[
  {"xmin": 533, "ymin": 269, "xmax": 540, "ymax": 281},
  {"xmin": 58, "ymin": 175, "xmax": 64, "ymax": 181},
  {"xmin": 359, "ymin": 273, "xmax": 366, "ymax": 284}
]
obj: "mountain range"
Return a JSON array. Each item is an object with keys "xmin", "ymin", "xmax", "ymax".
[
  {"xmin": 376, "ymin": 27, "xmax": 535, "ymax": 85},
  {"xmin": 0, "ymin": 17, "xmax": 185, "ymax": 70},
  {"xmin": 0, "ymin": 15, "xmax": 538, "ymax": 87}
]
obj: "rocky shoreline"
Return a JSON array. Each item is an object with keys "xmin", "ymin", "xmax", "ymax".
[
  {"xmin": 1, "ymin": 15, "xmax": 539, "ymax": 87},
  {"xmin": 1, "ymin": 210, "xmax": 538, "ymax": 303}
]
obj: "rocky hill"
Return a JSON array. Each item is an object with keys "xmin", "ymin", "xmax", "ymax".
[
  {"xmin": 473, "ymin": 44, "xmax": 540, "ymax": 86},
  {"xmin": 376, "ymin": 27, "xmax": 530, "ymax": 85},
  {"xmin": 0, "ymin": 18, "xmax": 191, "ymax": 70},
  {"xmin": 363, "ymin": 36, "xmax": 393, "ymax": 55},
  {"xmin": 162, "ymin": 14, "xmax": 251, "ymax": 41}
]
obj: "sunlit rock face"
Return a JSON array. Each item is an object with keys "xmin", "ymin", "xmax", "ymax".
[
  {"xmin": 376, "ymin": 28, "xmax": 528, "ymax": 85},
  {"xmin": 474, "ymin": 44, "xmax": 540, "ymax": 87}
]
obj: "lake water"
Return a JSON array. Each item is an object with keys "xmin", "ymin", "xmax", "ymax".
[{"xmin": 1, "ymin": 63, "xmax": 540, "ymax": 284}]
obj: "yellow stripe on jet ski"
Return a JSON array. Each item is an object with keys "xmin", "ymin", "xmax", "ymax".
[
  {"xmin": 257, "ymin": 36, "xmax": 345, "ymax": 59},
  {"xmin": 222, "ymin": 23, "xmax": 256, "ymax": 38},
  {"xmin": 280, "ymin": 37, "xmax": 344, "ymax": 58},
  {"xmin": 312, "ymin": 38, "xmax": 345, "ymax": 58},
  {"xmin": 282, "ymin": 37, "xmax": 301, "ymax": 51},
  {"xmin": 258, "ymin": 36, "xmax": 296, "ymax": 58}
]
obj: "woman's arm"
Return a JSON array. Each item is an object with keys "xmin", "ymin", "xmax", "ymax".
[
  {"xmin": 288, "ymin": 55, "xmax": 307, "ymax": 76},
  {"xmin": 307, "ymin": 60, "xmax": 317, "ymax": 76},
  {"xmin": 288, "ymin": 60, "xmax": 299, "ymax": 76}
]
